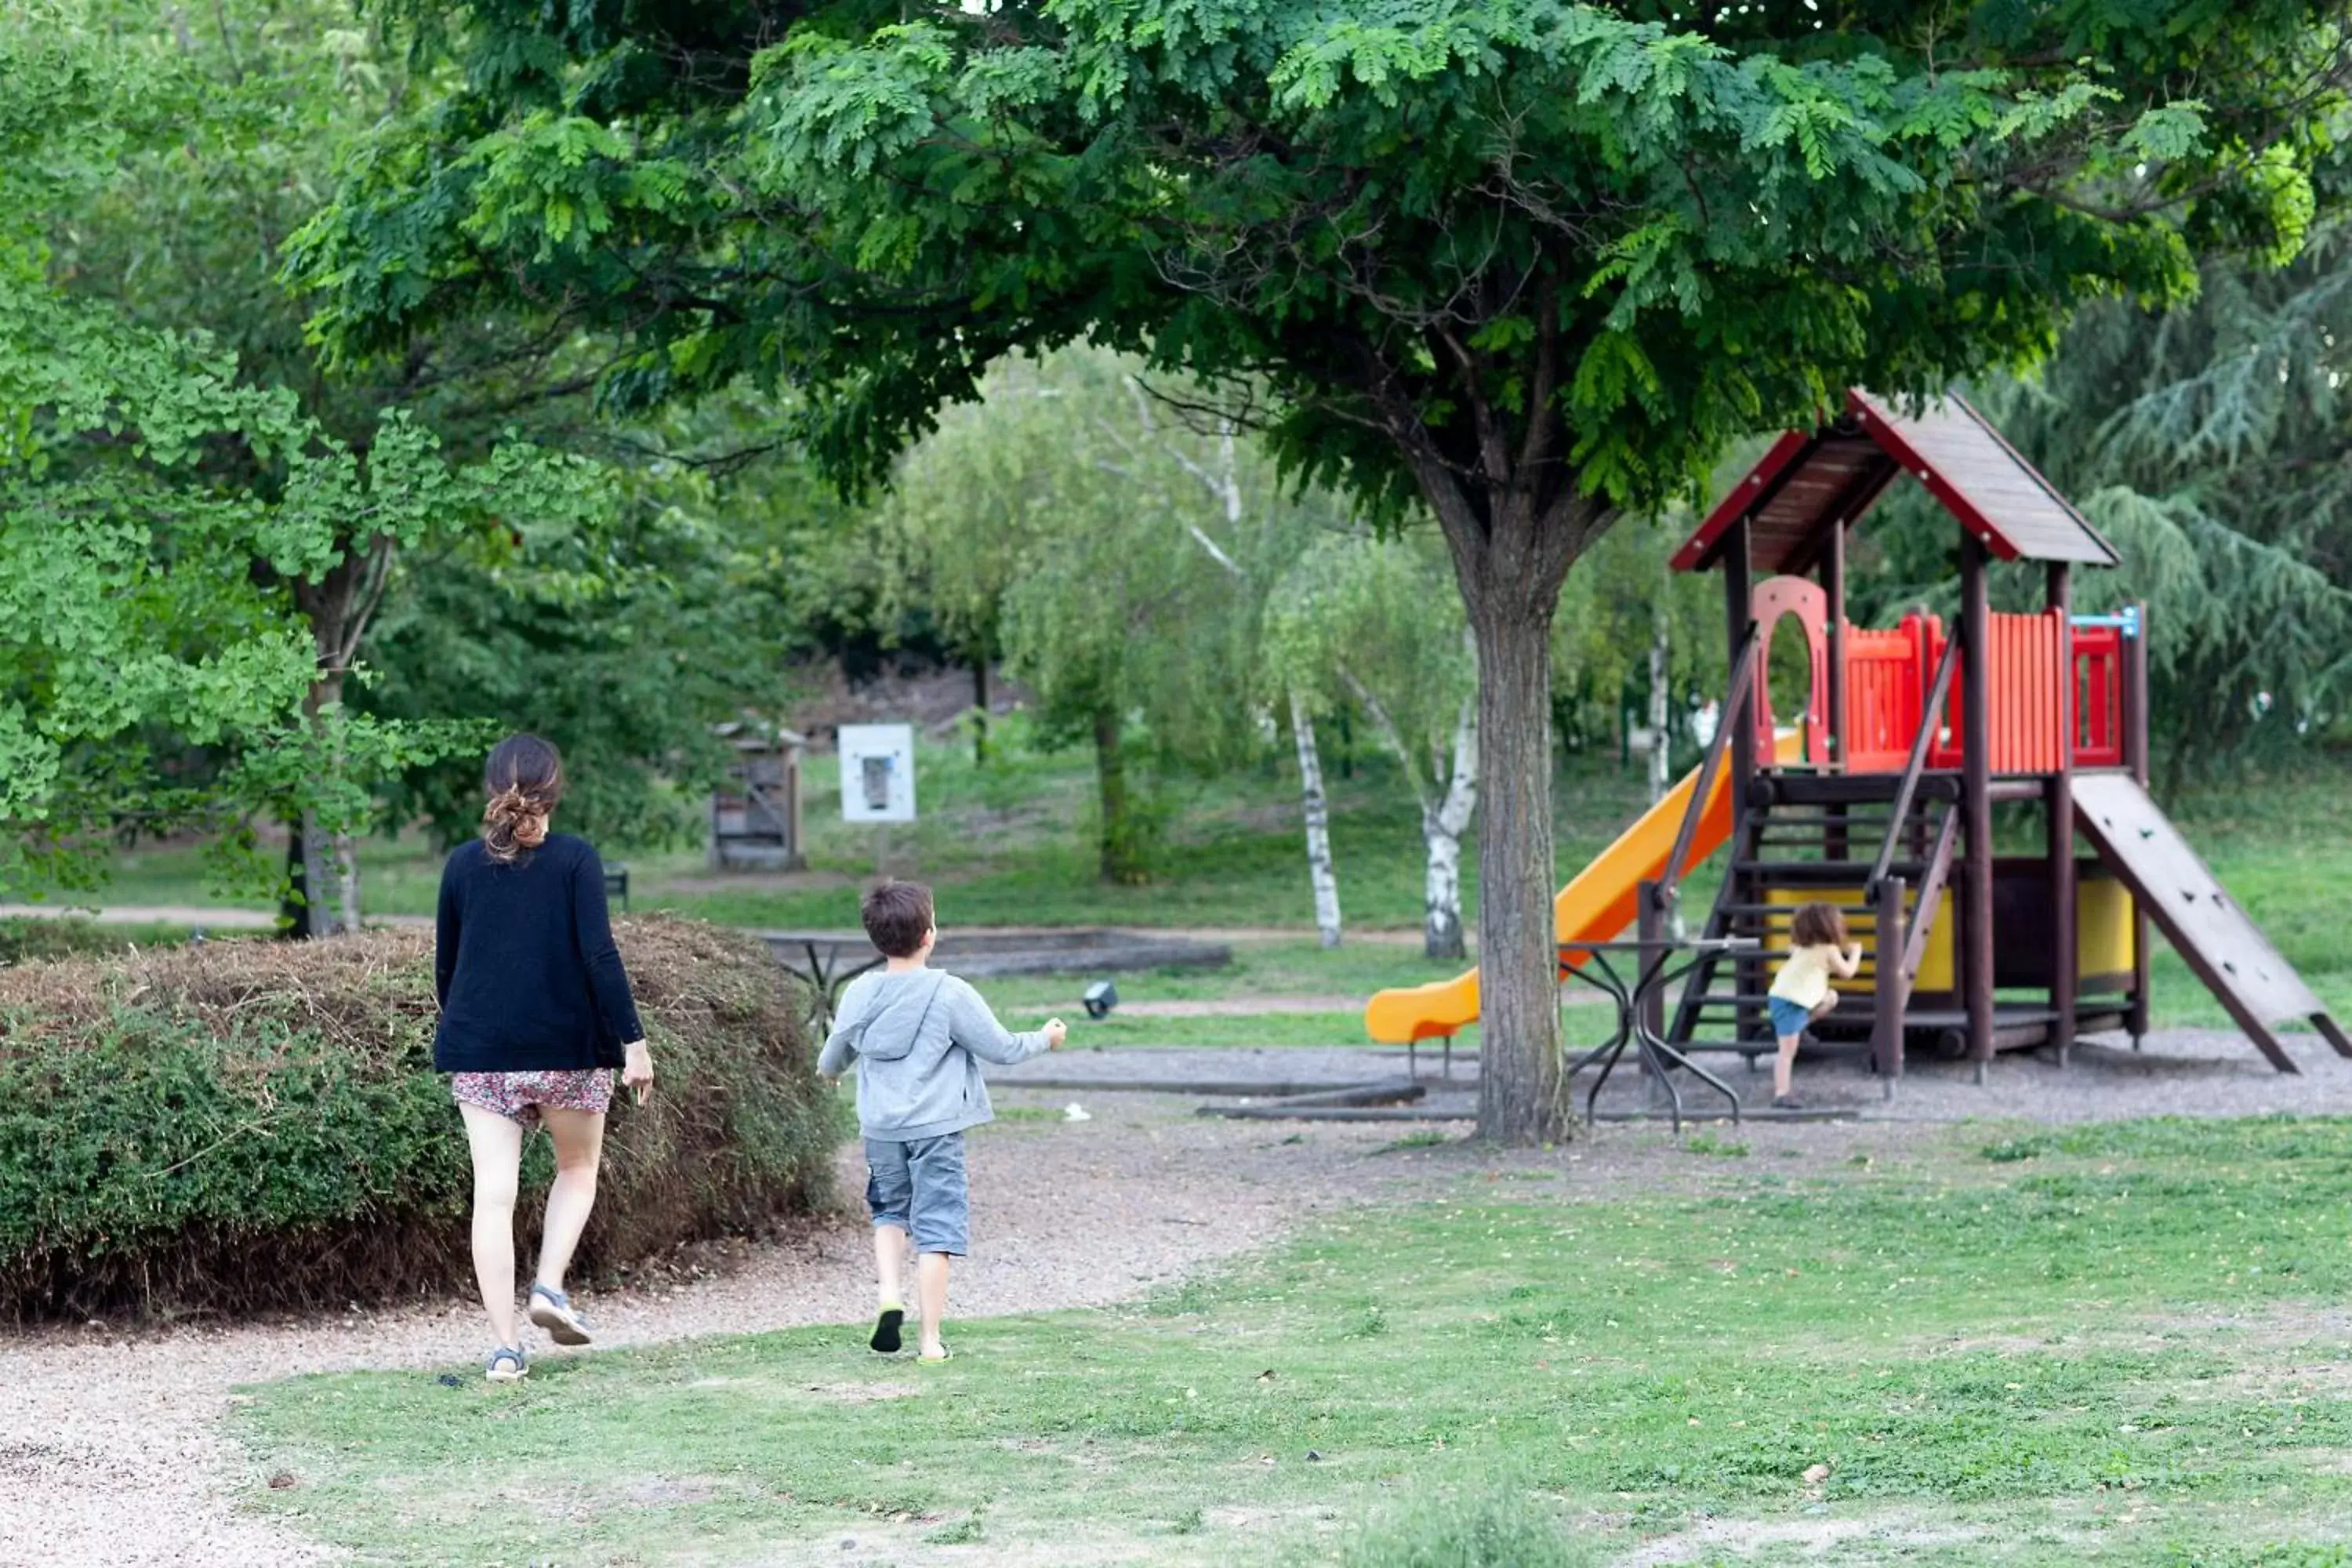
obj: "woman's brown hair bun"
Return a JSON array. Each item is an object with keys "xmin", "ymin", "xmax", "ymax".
[{"xmin": 481, "ymin": 734, "xmax": 564, "ymax": 864}]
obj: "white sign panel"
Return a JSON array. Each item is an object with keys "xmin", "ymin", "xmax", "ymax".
[{"xmin": 837, "ymin": 724, "xmax": 916, "ymax": 822}]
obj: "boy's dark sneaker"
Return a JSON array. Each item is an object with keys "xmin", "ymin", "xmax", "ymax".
[
  {"xmin": 1771, "ymin": 1094, "xmax": 1806, "ymax": 1111},
  {"xmin": 870, "ymin": 1303, "xmax": 906, "ymax": 1354}
]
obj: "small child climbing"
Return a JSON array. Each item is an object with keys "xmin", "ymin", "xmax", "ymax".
[
  {"xmin": 1766, "ymin": 902, "xmax": 1862, "ymax": 1112},
  {"xmin": 817, "ymin": 880, "xmax": 1065, "ymax": 1363}
]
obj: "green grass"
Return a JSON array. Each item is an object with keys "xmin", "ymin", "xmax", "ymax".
[{"xmin": 237, "ymin": 1116, "xmax": 2352, "ymax": 1566}]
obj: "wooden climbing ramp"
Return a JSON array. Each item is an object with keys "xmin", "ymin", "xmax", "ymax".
[{"xmin": 2072, "ymin": 772, "xmax": 2350, "ymax": 1071}]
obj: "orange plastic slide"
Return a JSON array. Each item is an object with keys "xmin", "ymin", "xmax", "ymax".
[{"xmin": 1363, "ymin": 738, "xmax": 1794, "ymax": 1045}]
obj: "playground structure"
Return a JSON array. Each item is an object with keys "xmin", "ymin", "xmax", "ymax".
[{"xmin": 1367, "ymin": 389, "xmax": 2348, "ymax": 1087}]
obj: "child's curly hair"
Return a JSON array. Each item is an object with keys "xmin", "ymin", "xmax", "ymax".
[{"xmin": 1791, "ymin": 902, "xmax": 1849, "ymax": 949}]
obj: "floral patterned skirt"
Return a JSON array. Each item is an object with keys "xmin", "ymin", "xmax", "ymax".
[{"xmin": 450, "ymin": 1068, "xmax": 615, "ymax": 1127}]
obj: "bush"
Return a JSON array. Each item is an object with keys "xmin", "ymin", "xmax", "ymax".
[{"xmin": 0, "ymin": 916, "xmax": 839, "ymax": 1318}]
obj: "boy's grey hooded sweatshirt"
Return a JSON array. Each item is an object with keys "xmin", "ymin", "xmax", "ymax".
[{"xmin": 816, "ymin": 968, "xmax": 1051, "ymax": 1141}]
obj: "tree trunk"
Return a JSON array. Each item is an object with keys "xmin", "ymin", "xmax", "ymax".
[
  {"xmin": 1648, "ymin": 586, "xmax": 1672, "ymax": 804},
  {"xmin": 1422, "ymin": 821, "xmax": 1465, "ymax": 960},
  {"xmin": 1287, "ymin": 688, "xmax": 1342, "ymax": 948},
  {"xmin": 971, "ymin": 657, "xmax": 990, "ymax": 768},
  {"xmin": 1468, "ymin": 602, "xmax": 1564, "ymax": 1142},
  {"xmin": 1421, "ymin": 693, "xmax": 1478, "ymax": 960},
  {"xmin": 1093, "ymin": 706, "xmax": 1144, "ymax": 884},
  {"xmin": 334, "ymin": 829, "xmax": 363, "ymax": 931},
  {"xmin": 296, "ymin": 670, "xmax": 355, "ymax": 937},
  {"xmin": 278, "ymin": 814, "xmax": 311, "ymax": 938},
  {"xmin": 1377, "ymin": 301, "xmax": 1602, "ymax": 1142}
]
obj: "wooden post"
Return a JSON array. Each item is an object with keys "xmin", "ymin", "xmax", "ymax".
[
  {"xmin": 1871, "ymin": 874, "xmax": 1908, "ymax": 1098},
  {"xmin": 786, "ymin": 746, "xmax": 806, "ymax": 870},
  {"xmin": 2125, "ymin": 599, "xmax": 2152, "ymax": 1047},
  {"xmin": 2046, "ymin": 565, "xmax": 2076, "ymax": 1067},
  {"xmin": 1725, "ymin": 517, "xmax": 1755, "ymax": 822},
  {"xmin": 1824, "ymin": 521, "xmax": 1849, "ymax": 860},
  {"xmin": 1960, "ymin": 535, "xmax": 1995, "ymax": 1079},
  {"xmin": 1637, "ymin": 880, "xmax": 1666, "ymax": 1044},
  {"xmin": 1723, "ymin": 518, "xmax": 1757, "ymax": 1043}
]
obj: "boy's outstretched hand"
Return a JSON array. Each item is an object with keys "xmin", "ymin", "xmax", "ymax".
[{"xmin": 1043, "ymin": 1018, "xmax": 1068, "ymax": 1051}]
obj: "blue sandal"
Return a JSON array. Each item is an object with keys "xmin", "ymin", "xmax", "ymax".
[
  {"xmin": 485, "ymin": 1345, "xmax": 528, "ymax": 1382},
  {"xmin": 528, "ymin": 1283, "xmax": 593, "ymax": 1346}
]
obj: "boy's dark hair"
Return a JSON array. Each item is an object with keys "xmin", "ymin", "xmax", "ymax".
[
  {"xmin": 862, "ymin": 880, "xmax": 935, "ymax": 958},
  {"xmin": 1791, "ymin": 902, "xmax": 1849, "ymax": 949}
]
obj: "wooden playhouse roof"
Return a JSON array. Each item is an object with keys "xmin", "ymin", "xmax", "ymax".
[{"xmin": 1671, "ymin": 388, "xmax": 2120, "ymax": 574}]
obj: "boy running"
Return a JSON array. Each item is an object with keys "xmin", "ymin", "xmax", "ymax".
[{"xmin": 818, "ymin": 880, "xmax": 1065, "ymax": 1361}]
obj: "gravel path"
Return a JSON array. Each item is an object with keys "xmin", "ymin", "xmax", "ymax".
[
  {"xmin": 5, "ymin": 1025, "xmax": 2347, "ymax": 1566},
  {"xmin": 1007, "ymin": 1026, "xmax": 2352, "ymax": 1123}
]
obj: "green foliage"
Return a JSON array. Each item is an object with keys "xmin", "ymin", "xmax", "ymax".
[
  {"xmin": 357, "ymin": 501, "xmax": 802, "ymax": 850},
  {"xmin": 1, "ymin": 3, "xmax": 606, "ymax": 897},
  {"xmin": 1548, "ymin": 509, "xmax": 1723, "ymax": 759},
  {"xmin": 0, "ymin": 917, "xmax": 834, "ymax": 1316},
  {"xmin": 0, "ymin": 920, "xmax": 194, "ymax": 966},
  {"xmin": 881, "ymin": 345, "xmax": 1327, "ymax": 877},
  {"xmin": 1268, "ymin": 529, "xmax": 1472, "ymax": 774},
  {"xmin": 295, "ymin": 0, "xmax": 2339, "ymax": 519},
  {"xmin": 1848, "ymin": 229, "xmax": 2352, "ymax": 778}
]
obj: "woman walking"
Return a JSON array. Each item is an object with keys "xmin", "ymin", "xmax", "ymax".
[{"xmin": 434, "ymin": 734, "xmax": 655, "ymax": 1381}]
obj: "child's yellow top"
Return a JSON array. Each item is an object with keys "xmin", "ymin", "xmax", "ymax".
[{"xmin": 1768, "ymin": 943, "xmax": 1848, "ymax": 1009}]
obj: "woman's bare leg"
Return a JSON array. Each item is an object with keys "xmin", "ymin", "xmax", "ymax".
[
  {"xmin": 534, "ymin": 1106, "xmax": 607, "ymax": 1293},
  {"xmin": 459, "ymin": 1104, "xmax": 526, "ymax": 1348}
]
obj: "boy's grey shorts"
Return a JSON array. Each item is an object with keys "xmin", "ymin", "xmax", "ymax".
[{"xmin": 863, "ymin": 1133, "xmax": 970, "ymax": 1256}]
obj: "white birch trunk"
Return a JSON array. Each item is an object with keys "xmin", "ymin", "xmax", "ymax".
[
  {"xmin": 1648, "ymin": 588, "xmax": 1672, "ymax": 804},
  {"xmin": 1289, "ymin": 688, "xmax": 1343, "ymax": 947},
  {"xmin": 1420, "ymin": 694, "xmax": 1479, "ymax": 961}
]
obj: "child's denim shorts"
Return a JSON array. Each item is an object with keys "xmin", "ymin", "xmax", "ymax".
[
  {"xmin": 864, "ymin": 1133, "xmax": 970, "ymax": 1256},
  {"xmin": 1767, "ymin": 996, "xmax": 1813, "ymax": 1039}
]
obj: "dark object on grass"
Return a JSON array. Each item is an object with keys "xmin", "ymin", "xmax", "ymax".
[
  {"xmin": 436, "ymin": 1374, "xmax": 462, "ymax": 1388},
  {"xmin": 1082, "ymin": 979, "xmax": 1118, "ymax": 1019},
  {"xmin": 0, "ymin": 916, "xmax": 838, "ymax": 1321}
]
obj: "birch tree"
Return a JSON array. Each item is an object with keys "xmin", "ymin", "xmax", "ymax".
[
  {"xmin": 1104, "ymin": 381, "xmax": 1345, "ymax": 946},
  {"xmin": 1269, "ymin": 532, "xmax": 1479, "ymax": 960},
  {"xmin": 884, "ymin": 348, "xmax": 1291, "ymax": 882}
]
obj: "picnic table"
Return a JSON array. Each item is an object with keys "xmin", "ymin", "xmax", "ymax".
[{"xmin": 1559, "ymin": 936, "xmax": 1759, "ymax": 1133}]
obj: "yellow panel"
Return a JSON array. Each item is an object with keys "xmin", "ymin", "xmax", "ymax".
[
  {"xmin": 2077, "ymin": 873, "xmax": 2135, "ymax": 978},
  {"xmin": 1762, "ymin": 884, "xmax": 1955, "ymax": 993}
]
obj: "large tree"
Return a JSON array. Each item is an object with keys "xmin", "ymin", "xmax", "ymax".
[{"xmin": 292, "ymin": 0, "xmax": 2352, "ymax": 1139}]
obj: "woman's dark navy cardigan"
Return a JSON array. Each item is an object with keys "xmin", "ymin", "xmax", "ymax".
[{"xmin": 433, "ymin": 833, "xmax": 645, "ymax": 1073}]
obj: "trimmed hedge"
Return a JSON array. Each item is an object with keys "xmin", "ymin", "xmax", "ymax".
[{"xmin": 0, "ymin": 916, "xmax": 840, "ymax": 1318}]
